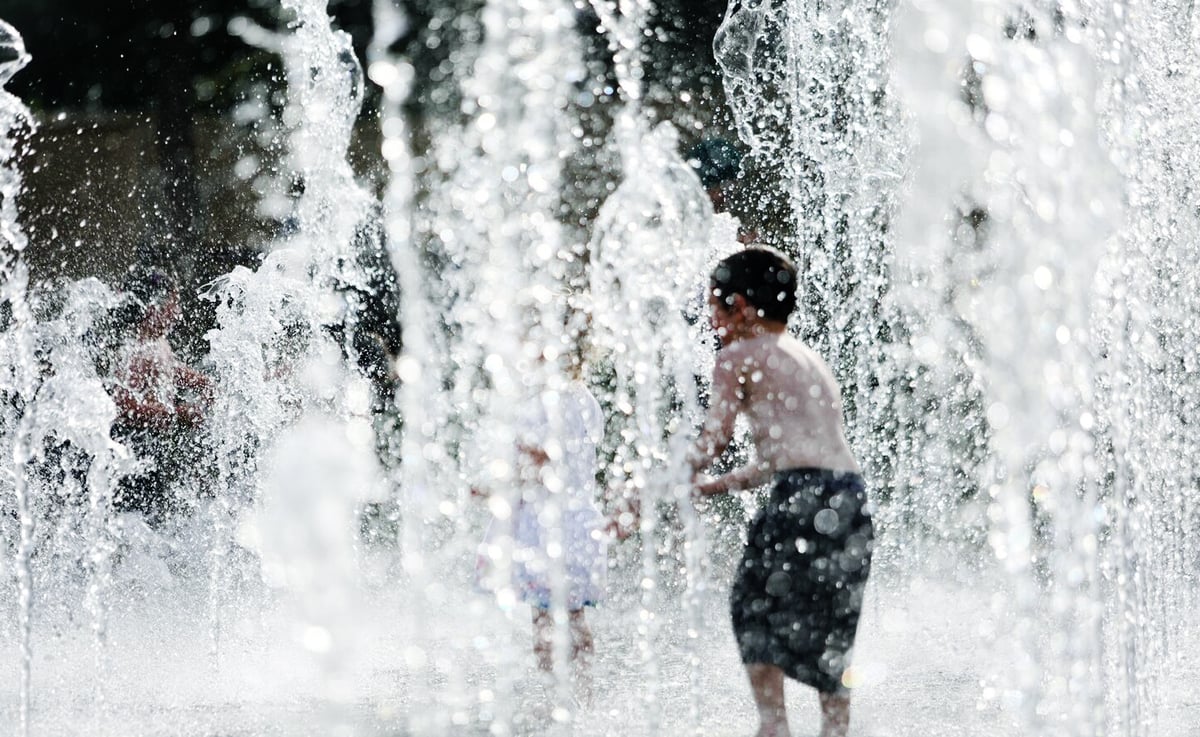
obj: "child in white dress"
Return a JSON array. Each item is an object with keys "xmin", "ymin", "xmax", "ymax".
[{"xmin": 475, "ymin": 367, "xmax": 608, "ymax": 675}]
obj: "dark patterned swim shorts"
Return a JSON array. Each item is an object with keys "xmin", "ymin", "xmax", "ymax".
[{"xmin": 730, "ymin": 468, "xmax": 874, "ymax": 693}]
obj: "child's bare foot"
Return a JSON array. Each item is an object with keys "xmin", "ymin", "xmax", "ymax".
[
  {"xmin": 818, "ymin": 693, "xmax": 850, "ymax": 737},
  {"xmin": 567, "ymin": 609, "xmax": 594, "ymax": 705},
  {"xmin": 748, "ymin": 664, "xmax": 791, "ymax": 737},
  {"xmin": 571, "ymin": 665, "xmax": 594, "ymax": 710},
  {"xmin": 754, "ymin": 722, "xmax": 791, "ymax": 737}
]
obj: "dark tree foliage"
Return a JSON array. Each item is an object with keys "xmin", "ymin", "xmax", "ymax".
[
  {"xmin": 0, "ymin": 0, "xmax": 736, "ymax": 348},
  {"xmin": 0, "ymin": 0, "xmax": 731, "ymax": 221},
  {"xmin": 0, "ymin": 0, "xmax": 376, "ymax": 111},
  {"xmin": 0, "ymin": 0, "xmax": 375, "ymax": 270},
  {"xmin": 0, "ymin": 0, "xmax": 726, "ymax": 112},
  {"xmin": 646, "ymin": 0, "xmax": 728, "ymax": 96}
]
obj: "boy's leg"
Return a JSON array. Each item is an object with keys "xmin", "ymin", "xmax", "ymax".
[
  {"xmin": 746, "ymin": 663, "xmax": 791, "ymax": 737},
  {"xmin": 531, "ymin": 609, "xmax": 554, "ymax": 672},
  {"xmin": 818, "ymin": 692, "xmax": 850, "ymax": 737}
]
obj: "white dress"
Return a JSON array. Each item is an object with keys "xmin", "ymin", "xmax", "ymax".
[{"xmin": 476, "ymin": 382, "xmax": 608, "ymax": 610}]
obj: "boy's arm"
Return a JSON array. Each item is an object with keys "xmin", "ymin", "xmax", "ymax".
[
  {"xmin": 691, "ymin": 349, "xmax": 774, "ymax": 496},
  {"xmin": 176, "ymin": 362, "xmax": 212, "ymax": 399},
  {"xmin": 112, "ymin": 384, "xmax": 176, "ymax": 428},
  {"xmin": 694, "ymin": 460, "xmax": 773, "ymax": 496},
  {"xmin": 112, "ymin": 356, "xmax": 177, "ymax": 428},
  {"xmin": 688, "ymin": 353, "xmax": 741, "ymax": 475},
  {"xmin": 516, "ymin": 442, "xmax": 549, "ymax": 464}
]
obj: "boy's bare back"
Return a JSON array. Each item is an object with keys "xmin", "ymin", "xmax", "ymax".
[{"xmin": 700, "ymin": 331, "xmax": 859, "ymax": 491}]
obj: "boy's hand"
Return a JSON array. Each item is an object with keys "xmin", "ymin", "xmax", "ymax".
[
  {"xmin": 691, "ymin": 473, "xmax": 724, "ymax": 498},
  {"xmin": 517, "ymin": 443, "xmax": 550, "ymax": 467}
]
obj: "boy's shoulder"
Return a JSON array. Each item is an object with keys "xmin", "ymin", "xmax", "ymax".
[
  {"xmin": 722, "ymin": 331, "xmax": 805, "ymax": 360},
  {"xmin": 720, "ymin": 332, "xmax": 829, "ymax": 378}
]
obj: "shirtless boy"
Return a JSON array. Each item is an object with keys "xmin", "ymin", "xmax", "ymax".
[{"xmin": 690, "ymin": 247, "xmax": 874, "ymax": 737}]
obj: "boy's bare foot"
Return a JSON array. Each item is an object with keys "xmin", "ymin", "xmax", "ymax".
[
  {"xmin": 753, "ymin": 723, "xmax": 791, "ymax": 737},
  {"xmin": 818, "ymin": 693, "xmax": 850, "ymax": 737},
  {"xmin": 747, "ymin": 664, "xmax": 792, "ymax": 737}
]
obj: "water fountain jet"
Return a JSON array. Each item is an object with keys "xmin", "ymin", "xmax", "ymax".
[{"xmin": 1, "ymin": 2, "xmax": 1200, "ymax": 737}]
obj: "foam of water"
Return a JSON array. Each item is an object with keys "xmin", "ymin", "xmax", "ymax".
[{"xmin": 3, "ymin": 1, "xmax": 1200, "ymax": 736}]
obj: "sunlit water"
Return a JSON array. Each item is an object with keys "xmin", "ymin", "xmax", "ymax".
[
  {"xmin": 3, "ymin": 558, "xmax": 1200, "ymax": 737},
  {"xmin": 3, "ymin": 0, "xmax": 1200, "ymax": 736}
]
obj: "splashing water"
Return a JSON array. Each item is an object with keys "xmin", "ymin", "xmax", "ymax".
[
  {"xmin": 0, "ymin": 20, "xmax": 43, "ymax": 737},
  {"xmin": 890, "ymin": 3, "xmax": 1200, "ymax": 735},
  {"xmin": 209, "ymin": 0, "xmax": 387, "ymax": 702},
  {"xmin": 3, "ymin": 2, "xmax": 1200, "ymax": 737},
  {"xmin": 720, "ymin": 0, "xmax": 1200, "ymax": 735}
]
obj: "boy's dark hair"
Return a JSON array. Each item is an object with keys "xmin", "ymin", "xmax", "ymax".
[
  {"xmin": 710, "ymin": 247, "xmax": 798, "ymax": 323},
  {"xmin": 103, "ymin": 266, "xmax": 176, "ymax": 342},
  {"xmin": 687, "ymin": 137, "xmax": 742, "ymax": 189},
  {"xmin": 123, "ymin": 266, "xmax": 176, "ymax": 308}
]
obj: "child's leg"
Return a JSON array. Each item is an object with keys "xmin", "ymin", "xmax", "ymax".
[
  {"xmin": 568, "ymin": 609, "xmax": 595, "ymax": 703},
  {"xmin": 531, "ymin": 609, "xmax": 554, "ymax": 672},
  {"xmin": 818, "ymin": 692, "xmax": 850, "ymax": 737},
  {"xmin": 746, "ymin": 663, "xmax": 791, "ymax": 737},
  {"xmin": 567, "ymin": 609, "xmax": 594, "ymax": 663}
]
